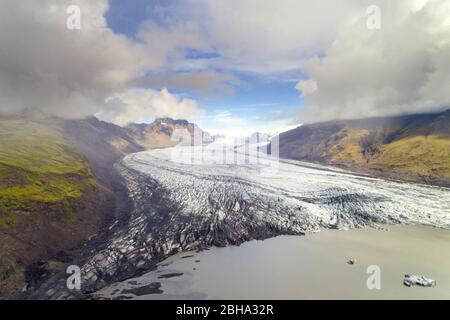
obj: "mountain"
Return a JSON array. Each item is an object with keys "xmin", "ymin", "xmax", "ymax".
[
  {"xmin": 126, "ymin": 118, "xmax": 213, "ymax": 149},
  {"xmin": 272, "ymin": 110, "xmax": 450, "ymax": 187},
  {"xmin": 61, "ymin": 117, "xmax": 143, "ymax": 190},
  {"xmin": 0, "ymin": 115, "xmax": 213, "ymax": 297},
  {"xmin": 30, "ymin": 129, "xmax": 450, "ymax": 299},
  {"xmin": 0, "ymin": 116, "xmax": 120, "ymax": 296}
]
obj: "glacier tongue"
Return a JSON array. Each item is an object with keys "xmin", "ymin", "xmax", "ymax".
[
  {"xmin": 34, "ymin": 144, "xmax": 450, "ymax": 298},
  {"xmin": 82, "ymin": 144, "xmax": 449, "ymax": 291},
  {"xmin": 125, "ymin": 145, "xmax": 450, "ymax": 231}
]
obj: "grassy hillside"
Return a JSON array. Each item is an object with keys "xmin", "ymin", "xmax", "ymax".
[
  {"xmin": 0, "ymin": 119, "xmax": 95, "ymax": 229},
  {"xmin": 371, "ymin": 135, "xmax": 450, "ymax": 179},
  {"xmin": 324, "ymin": 128, "xmax": 371, "ymax": 165},
  {"xmin": 0, "ymin": 117, "xmax": 123, "ymax": 297},
  {"xmin": 0, "ymin": 115, "xmax": 200, "ymax": 297},
  {"xmin": 276, "ymin": 111, "xmax": 450, "ymax": 186}
]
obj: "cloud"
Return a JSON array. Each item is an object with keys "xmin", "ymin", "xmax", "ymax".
[
  {"xmin": 136, "ymin": 0, "xmax": 360, "ymax": 74},
  {"xmin": 134, "ymin": 0, "xmax": 450, "ymax": 122},
  {"xmin": 296, "ymin": 0, "xmax": 450, "ymax": 122},
  {"xmin": 257, "ymin": 110, "xmax": 297, "ymax": 122},
  {"xmin": 192, "ymin": 109, "xmax": 299, "ymax": 137},
  {"xmin": 0, "ymin": 0, "xmax": 245, "ymax": 122},
  {"xmin": 4, "ymin": 0, "xmax": 449, "ymax": 126},
  {"xmin": 296, "ymin": 80, "xmax": 318, "ymax": 96},
  {"xmin": 0, "ymin": 0, "xmax": 159, "ymax": 119},
  {"xmin": 132, "ymin": 71, "xmax": 242, "ymax": 95},
  {"xmin": 97, "ymin": 88, "xmax": 203, "ymax": 126}
]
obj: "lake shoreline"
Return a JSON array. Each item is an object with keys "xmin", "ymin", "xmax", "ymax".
[{"xmin": 94, "ymin": 224, "xmax": 450, "ymax": 300}]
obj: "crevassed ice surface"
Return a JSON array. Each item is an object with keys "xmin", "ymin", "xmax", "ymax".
[
  {"xmin": 66, "ymin": 142, "xmax": 450, "ymax": 297},
  {"xmin": 124, "ymin": 143, "xmax": 450, "ymax": 231}
]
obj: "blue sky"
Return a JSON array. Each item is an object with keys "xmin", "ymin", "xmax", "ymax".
[
  {"xmin": 105, "ymin": 0, "xmax": 160, "ymax": 38},
  {"xmin": 104, "ymin": 0, "xmax": 305, "ymax": 134}
]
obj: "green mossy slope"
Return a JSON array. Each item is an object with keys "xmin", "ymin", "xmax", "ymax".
[
  {"xmin": 0, "ymin": 119, "xmax": 95, "ymax": 229},
  {"xmin": 277, "ymin": 111, "xmax": 450, "ymax": 186}
]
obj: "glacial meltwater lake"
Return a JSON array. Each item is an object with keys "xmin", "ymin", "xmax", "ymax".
[{"xmin": 95, "ymin": 224, "xmax": 450, "ymax": 300}]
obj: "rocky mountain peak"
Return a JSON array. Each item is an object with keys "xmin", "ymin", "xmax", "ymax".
[
  {"xmin": 126, "ymin": 117, "xmax": 212, "ymax": 149},
  {"xmin": 153, "ymin": 117, "xmax": 190, "ymax": 127}
]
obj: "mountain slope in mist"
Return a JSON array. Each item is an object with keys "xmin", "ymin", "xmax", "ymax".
[
  {"xmin": 275, "ymin": 110, "xmax": 450, "ymax": 186},
  {"xmin": 0, "ymin": 117, "xmax": 118, "ymax": 296},
  {"xmin": 0, "ymin": 115, "xmax": 208, "ymax": 297}
]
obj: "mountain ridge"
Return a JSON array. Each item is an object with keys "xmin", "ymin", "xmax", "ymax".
[
  {"xmin": 126, "ymin": 117, "xmax": 213, "ymax": 149},
  {"xmin": 1, "ymin": 110, "xmax": 449, "ymax": 297},
  {"xmin": 0, "ymin": 115, "xmax": 210, "ymax": 297},
  {"xmin": 272, "ymin": 110, "xmax": 450, "ymax": 187}
]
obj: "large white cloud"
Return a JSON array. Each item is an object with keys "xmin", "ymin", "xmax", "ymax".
[
  {"xmin": 296, "ymin": 0, "xmax": 450, "ymax": 122},
  {"xmin": 138, "ymin": 0, "xmax": 360, "ymax": 74},
  {"xmin": 97, "ymin": 88, "xmax": 204, "ymax": 126},
  {"xmin": 132, "ymin": 71, "xmax": 242, "ymax": 95},
  {"xmin": 0, "ymin": 0, "xmax": 159, "ymax": 119},
  {"xmin": 3, "ymin": 0, "xmax": 449, "ymax": 125},
  {"xmin": 138, "ymin": 0, "xmax": 450, "ymax": 122}
]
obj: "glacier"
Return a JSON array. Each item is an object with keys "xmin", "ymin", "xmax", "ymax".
[
  {"xmin": 124, "ymin": 143, "xmax": 450, "ymax": 231},
  {"xmin": 31, "ymin": 142, "xmax": 450, "ymax": 298}
]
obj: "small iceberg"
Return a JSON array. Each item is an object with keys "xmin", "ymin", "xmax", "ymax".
[{"xmin": 403, "ymin": 274, "xmax": 436, "ymax": 287}]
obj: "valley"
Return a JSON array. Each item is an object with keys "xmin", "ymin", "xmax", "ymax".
[
  {"xmin": 1, "ymin": 113, "xmax": 450, "ymax": 299},
  {"xmin": 30, "ymin": 141, "xmax": 450, "ymax": 299},
  {"xmin": 2, "ymin": 0, "xmax": 450, "ymax": 304}
]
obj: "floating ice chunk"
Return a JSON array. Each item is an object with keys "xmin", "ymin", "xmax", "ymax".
[{"xmin": 403, "ymin": 274, "xmax": 436, "ymax": 287}]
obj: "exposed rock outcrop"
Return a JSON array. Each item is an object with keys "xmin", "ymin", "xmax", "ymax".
[{"xmin": 126, "ymin": 118, "xmax": 213, "ymax": 149}]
